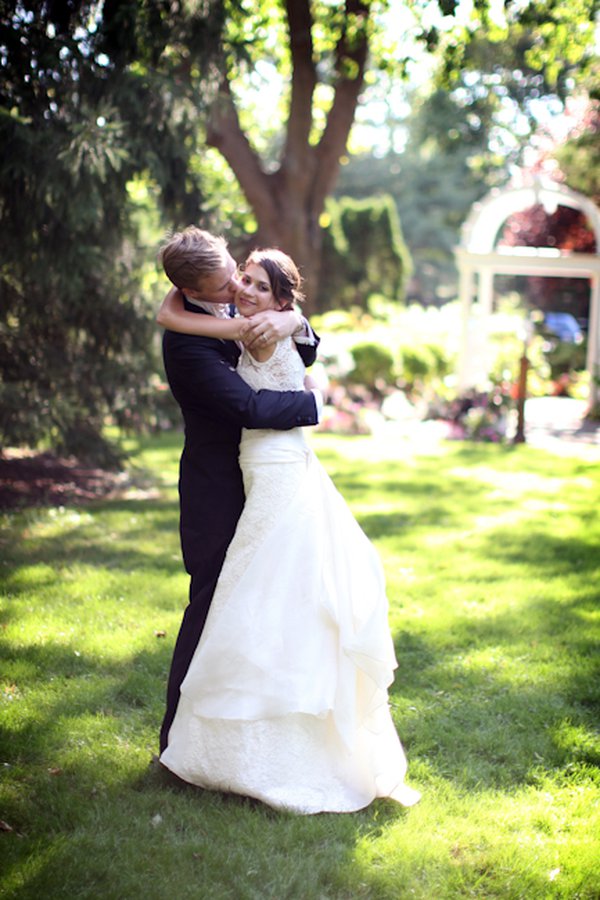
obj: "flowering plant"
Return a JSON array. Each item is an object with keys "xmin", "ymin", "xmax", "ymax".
[{"xmin": 427, "ymin": 382, "xmax": 513, "ymax": 442}]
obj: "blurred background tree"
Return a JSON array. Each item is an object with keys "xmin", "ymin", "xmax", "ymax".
[
  {"xmin": 318, "ymin": 194, "xmax": 411, "ymax": 311},
  {"xmin": 336, "ymin": 0, "xmax": 599, "ymax": 307},
  {"xmin": 336, "ymin": 84, "xmax": 502, "ymax": 306}
]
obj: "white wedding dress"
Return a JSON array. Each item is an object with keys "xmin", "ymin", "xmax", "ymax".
[{"xmin": 160, "ymin": 338, "xmax": 420, "ymax": 813}]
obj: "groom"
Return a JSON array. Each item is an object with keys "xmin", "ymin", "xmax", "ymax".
[{"xmin": 157, "ymin": 227, "xmax": 320, "ymax": 753}]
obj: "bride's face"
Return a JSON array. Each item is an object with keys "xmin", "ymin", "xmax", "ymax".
[{"xmin": 235, "ymin": 263, "xmax": 280, "ymax": 317}]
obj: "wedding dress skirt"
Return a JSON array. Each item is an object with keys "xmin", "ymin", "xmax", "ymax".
[{"xmin": 160, "ymin": 341, "xmax": 420, "ymax": 813}]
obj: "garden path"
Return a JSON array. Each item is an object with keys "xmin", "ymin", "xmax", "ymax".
[
  {"xmin": 372, "ymin": 396, "xmax": 600, "ymax": 461},
  {"xmin": 523, "ymin": 397, "xmax": 600, "ymax": 459}
]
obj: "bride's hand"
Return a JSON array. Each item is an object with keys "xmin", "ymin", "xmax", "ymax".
[
  {"xmin": 236, "ymin": 318, "xmax": 253, "ymax": 343},
  {"xmin": 242, "ymin": 309, "xmax": 302, "ymax": 350}
]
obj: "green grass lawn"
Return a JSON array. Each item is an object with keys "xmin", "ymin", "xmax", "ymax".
[{"xmin": 1, "ymin": 430, "xmax": 599, "ymax": 899}]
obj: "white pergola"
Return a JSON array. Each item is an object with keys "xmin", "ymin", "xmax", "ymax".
[{"xmin": 455, "ymin": 176, "xmax": 600, "ymax": 409}]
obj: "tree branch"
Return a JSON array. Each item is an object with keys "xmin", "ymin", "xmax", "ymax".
[
  {"xmin": 283, "ymin": 0, "xmax": 317, "ymax": 173},
  {"xmin": 206, "ymin": 78, "xmax": 279, "ymax": 229},
  {"xmin": 311, "ymin": 0, "xmax": 370, "ymax": 209}
]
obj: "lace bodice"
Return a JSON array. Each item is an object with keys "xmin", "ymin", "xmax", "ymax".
[
  {"xmin": 237, "ymin": 337, "xmax": 306, "ymax": 392},
  {"xmin": 208, "ymin": 337, "xmax": 311, "ymax": 639}
]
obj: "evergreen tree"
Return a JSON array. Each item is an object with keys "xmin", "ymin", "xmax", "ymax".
[
  {"xmin": 318, "ymin": 195, "xmax": 411, "ymax": 310},
  {"xmin": 0, "ymin": 0, "xmax": 224, "ymax": 460}
]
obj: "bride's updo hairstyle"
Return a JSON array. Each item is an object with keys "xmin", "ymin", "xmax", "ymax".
[{"xmin": 244, "ymin": 248, "xmax": 305, "ymax": 310}]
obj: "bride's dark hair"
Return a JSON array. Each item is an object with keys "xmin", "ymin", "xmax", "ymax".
[{"xmin": 243, "ymin": 249, "xmax": 305, "ymax": 310}]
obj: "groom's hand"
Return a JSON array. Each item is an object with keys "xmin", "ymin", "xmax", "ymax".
[{"xmin": 243, "ymin": 309, "xmax": 303, "ymax": 350}]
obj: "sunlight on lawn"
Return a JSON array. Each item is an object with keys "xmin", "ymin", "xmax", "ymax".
[
  {"xmin": 449, "ymin": 464, "xmax": 596, "ymax": 494},
  {"xmin": 1, "ymin": 430, "xmax": 599, "ymax": 899},
  {"xmin": 350, "ymin": 779, "xmax": 593, "ymax": 897}
]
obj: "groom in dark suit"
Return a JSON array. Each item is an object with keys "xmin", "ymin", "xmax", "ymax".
[{"xmin": 157, "ymin": 227, "xmax": 320, "ymax": 752}]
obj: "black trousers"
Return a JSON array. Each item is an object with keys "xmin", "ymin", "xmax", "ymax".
[
  {"xmin": 159, "ymin": 569, "xmax": 222, "ymax": 753},
  {"xmin": 159, "ymin": 453, "xmax": 245, "ymax": 753}
]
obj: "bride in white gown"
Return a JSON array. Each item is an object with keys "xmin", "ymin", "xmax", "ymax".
[{"xmin": 159, "ymin": 249, "xmax": 420, "ymax": 814}]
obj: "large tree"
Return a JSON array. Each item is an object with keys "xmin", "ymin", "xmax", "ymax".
[
  {"xmin": 0, "ymin": 0, "xmax": 223, "ymax": 460},
  {"xmin": 205, "ymin": 0, "xmax": 374, "ymax": 308},
  {"xmin": 200, "ymin": 0, "xmax": 599, "ymax": 310}
]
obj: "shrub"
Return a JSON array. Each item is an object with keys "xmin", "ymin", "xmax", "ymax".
[
  {"xmin": 348, "ymin": 342, "xmax": 397, "ymax": 390},
  {"xmin": 400, "ymin": 343, "xmax": 453, "ymax": 393},
  {"xmin": 318, "ymin": 195, "xmax": 412, "ymax": 311}
]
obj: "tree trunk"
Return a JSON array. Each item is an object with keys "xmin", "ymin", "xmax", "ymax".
[
  {"xmin": 249, "ymin": 187, "xmax": 323, "ymax": 313},
  {"xmin": 205, "ymin": 0, "xmax": 370, "ymax": 316}
]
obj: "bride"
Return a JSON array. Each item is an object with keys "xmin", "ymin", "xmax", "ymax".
[{"xmin": 157, "ymin": 248, "xmax": 420, "ymax": 814}]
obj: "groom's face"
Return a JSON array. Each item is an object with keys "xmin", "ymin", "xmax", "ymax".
[{"xmin": 184, "ymin": 253, "xmax": 242, "ymax": 305}]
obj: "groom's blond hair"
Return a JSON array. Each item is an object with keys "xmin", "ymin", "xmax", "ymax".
[{"xmin": 159, "ymin": 227, "xmax": 229, "ymax": 291}]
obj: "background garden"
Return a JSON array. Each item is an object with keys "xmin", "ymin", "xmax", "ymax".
[{"xmin": 1, "ymin": 1, "xmax": 600, "ymax": 896}]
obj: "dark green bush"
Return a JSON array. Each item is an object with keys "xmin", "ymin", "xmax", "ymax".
[
  {"xmin": 400, "ymin": 343, "xmax": 452, "ymax": 388},
  {"xmin": 318, "ymin": 195, "xmax": 412, "ymax": 311},
  {"xmin": 349, "ymin": 342, "xmax": 397, "ymax": 390}
]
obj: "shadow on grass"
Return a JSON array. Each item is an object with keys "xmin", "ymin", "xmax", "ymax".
[
  {"xmin": 2, "ymin": 641, "xmax": 598, "ymax": 899},
  {"xmin": 1, "ymin": 627, "xmax": 418, "ymax": 900},
  {"xmin": 328, "ymin": 443, "xmax": 599, "ymax": 540},
  {"xmin": 1, "ymin": 642, "xmax": 171, "ymax": 761},
  {"xmin": 2, "ymin": 437, "xmax": 599, "ymax": 898},
  {"xmin": 1, "ymin": 498, "xmax": 183, "ymax": 594},
  {"xmin": 390, "ymin": 529, "xmax": 600, "ymax": 794},
  {"xmin": 485, "ymin": 528, "xmax": 600, "ymax": 577}
]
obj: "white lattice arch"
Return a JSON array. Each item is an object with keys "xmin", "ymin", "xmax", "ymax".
[{"xmin": 455, "ymin": 175, "xmax": 600, "ymax": 409}]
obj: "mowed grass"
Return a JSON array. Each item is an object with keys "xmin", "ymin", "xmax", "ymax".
[{"xmin": 1, "ymin": 430, "xmax": 599, "ymax": 899}]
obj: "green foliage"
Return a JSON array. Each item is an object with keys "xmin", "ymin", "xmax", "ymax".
[
  {"xmin": 340, "ymin": 0, "xmax": 598, "ymax": 308},
  {"xmin": 318, "ymin": 195, "xmax": 412, "ymax": 310},
  {"xmin": 312, "ymin": 307, "xmax": 365, "ymax": 334},
  {"xmin": 314, "ymin": 298, "xmax": 458, "ymax": 386},
  {"xmin": 400, "ymin": 344, "xmax": 452, "ymax": 387},
  {"xmin": 0, "ymin": 0, "xmax": 226, "ymax": 460},
  {"xmin": 338, "ymin": 86, "xmax": 503, "ymax": 306},
  {"xmin": 532, "ymin": 320, "xmax": 589, "ymax": 382},
  {"xmin": 349, "ymin": 342, "xmax": 397, "ymax": 390},
  {"xmin": 555, "ymin": 102, "xmax": 600, "ymax": 203},
  {"xmin": 2, "ymin": 0, "xmax": 598, "ymax": 457},
  {"xmin": 542, "ymin": 338, "xmax": 588, "ymax": 381},
  {"xmin": 432, "ymin": 0, "xmax": 600, "ymax": 99},
  {"xmin": 0, "ymin": 107, "xmax": 152, "ymax": 464},
  {"xmin": 1, "ymin": 432, "xmax": 599, "ymax": 897}
]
